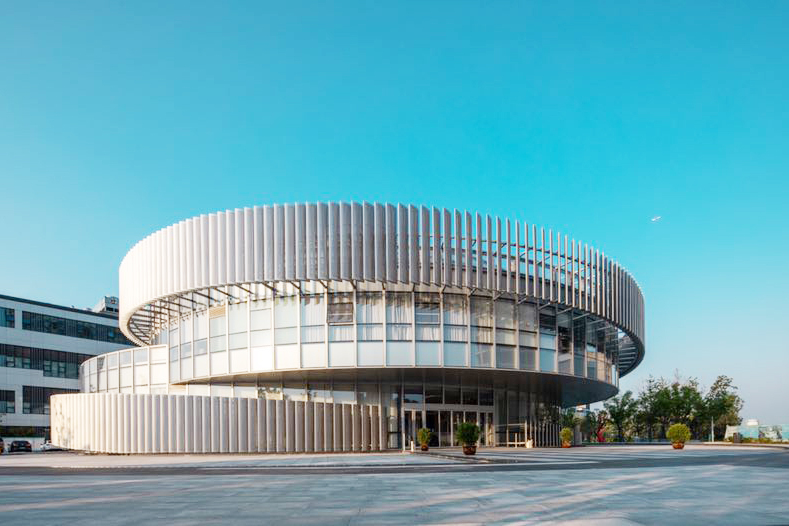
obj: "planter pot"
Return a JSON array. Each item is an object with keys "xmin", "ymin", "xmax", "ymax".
[
  {"xmin": 420, "ymin": 444, "xmax": 429, "ymax": 451},
  {"xmin": 672, "ymin": 442, "xmax": 685, "ymax": 450},
  {"xmin": 562, "ymin": 442, "xmax": 571, "ymax": 448},
  {"xmin": 462, "ymin": 445, "xmax": 477, "ymax": 455}
]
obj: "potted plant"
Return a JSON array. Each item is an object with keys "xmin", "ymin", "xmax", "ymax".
[
  {"xmin": 666, "ymin": 423, "xmax": 691, "ymax": 449},
  {"xmin": 560, "ymin": 427, "xmax": 573, "ymax": 448},
  {"xmin": 417, "ymin": 428, "xmax": 432, "ymax": 451},
  {"xmin": 455, "ymin": 422, "xmax": 481, "ymax": 455}
]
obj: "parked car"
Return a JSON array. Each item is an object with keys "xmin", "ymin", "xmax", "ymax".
[
  {"xmin": 0, "ymin": 438, "xmax": 4, "ymax": 454},
  {"xmin": 9, "ymin": 440, "xmax": 32, "ymax": 453},
  {"xmin": 40, "ymin": 441, "xmax": 62, "ymax": 452}
]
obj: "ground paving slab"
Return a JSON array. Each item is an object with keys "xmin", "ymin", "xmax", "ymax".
[{"xmin": 0, "ymin": 445, "xmax": 787, "ymax": 525}]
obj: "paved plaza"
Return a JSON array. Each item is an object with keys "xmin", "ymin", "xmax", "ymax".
[{"xmin": 1, "ymin": 445, "xmax": 787, "ymax": 525}]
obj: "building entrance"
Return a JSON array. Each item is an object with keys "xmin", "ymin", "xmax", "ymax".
[{"xmin": 402, "ymin": 405, "xmax": 493, "ymax": 448}]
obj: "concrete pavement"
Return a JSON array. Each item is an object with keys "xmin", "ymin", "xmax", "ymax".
[{"xmin": 0, "ymin": 445, "xmax": 786, "ymax": 525}]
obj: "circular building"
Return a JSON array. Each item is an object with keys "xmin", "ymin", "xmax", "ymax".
[{"xmin": 52, "ymin": 202, "xmax": 644, "ymax": 453}]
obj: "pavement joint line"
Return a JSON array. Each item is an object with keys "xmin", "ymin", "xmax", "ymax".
[
  {"xmin": 17, "ymin": 461, "xmax": 463, "ymax": 470},
  {"xmin": 411, "ymin": 451, "xmax": 494, "ymax": 463}
]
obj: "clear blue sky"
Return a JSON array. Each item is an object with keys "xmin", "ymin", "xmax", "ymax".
[{"xmin": 1, "ymin": 2, "xmax": 787, "ymax": 422}]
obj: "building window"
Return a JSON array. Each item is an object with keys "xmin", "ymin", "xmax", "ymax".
[
  {"xmin": 21, "ymin": 311, "xmax": 131, "ymax": 345},
  {"xmin": 227, "ymin": 304, "xmax": 248, "ymax": 350},
  {"xmin": 403, "ymin": 384, "xmax": 423, "ymax": 404},
  {"xmin": 356, "ymin": 292, "xmax": 383, "ymax": 341},
  {"xmin": 22, "ymin": 385, "xmax": 78, "ymax": 415},
  {"xmin": 557, "ymin": 312, "xmax": 572, "ymax": 374},
  {"xmin": 249, "ymin": 300, "xmax": 271, "ymax": 347},
  {"xmin": 573, "ymin": 317, "xmax": 586, "ymax": 377},
  {"xmin": 0, "ymin": 344, "xmax": 90, "ymax": 378},
  {"xmin": 470, "ymin": 296, "xmax": 492, "ymax": 367},
  {"xmin": 208, "ymin": 310, "xmax": 226, "ymax": 352},
  {"xmin": 539, "ymin": 309, "xmax": 556, "ymax": 373},
  {"xmin": 386, "ymin": 292, "xmax": 412, "ymax": 341},
  {"xmin": 495, "ymin": 300, "xmax": 516, "ymax": 369},
  {"xmin": 414, "ymin": 292, "xmax": 440, "ymax": 341},
  {"xmin": 0, "ymin": 307, "xmax": 14, "ymax": 328},
  {"xmin": 327, "ymin": 293, "xmax": 353, "ymax": 325},
  {"xmin": 0, "ymin": 390, "xmax": 14, "ymax": 413},
  {"xmin": 442, "ymin": 294, "xmax": 467, "ymax": 342},
  {"xmin": 300, "ymin": 295, "xmax": 326, "ymax": 343},
  {"xmin": 327, "ymin": 292, "xmax": 353, "ymax": 342}
]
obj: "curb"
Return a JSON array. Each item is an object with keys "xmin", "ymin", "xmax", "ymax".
[{"xmin": 701, "ymin": 442, "xmax": 789, "ymax": 451}]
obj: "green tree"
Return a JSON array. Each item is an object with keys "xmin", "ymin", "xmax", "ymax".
[
  {"xmin": 604, "ymin": 391, "xmax": 638, "ymax": 442},
  {"xmin": 561, "ymin": 409, "xmax": 580, "ymax": 430},
  {"xmin": 652, "ymin": 379, "xmax": 674, "ymax": 438},
  {"xmin": 668, "ymin": 377, "xmax": 705, "ymax": 438},
  {"xmin": 704, "ymin": 375, "xmax": 743, "ymax": 440},
  {"xmin": 635, "ymin": 376, "xmax": 662, "ymax": 440}
]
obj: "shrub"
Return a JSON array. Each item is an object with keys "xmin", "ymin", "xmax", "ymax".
[
  {"xmin": 417, "ymin": 428, "xmax": 432, "ymax": 447},
  {"xmin": 455, "ymin": 422, "xmax": 481, "ymax": 446},
  {"xmin": 560, "ymin": 427, "xmax": 573, "ymax": 444},
  {"xmin": 666, "ymin": 423, "xmax": 691, "ymax": 444}
]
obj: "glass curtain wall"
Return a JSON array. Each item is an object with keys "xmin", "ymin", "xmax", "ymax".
[
  {"xmin": 145, "ymin": 289, "xmax": 619, "ymax": 386},
  {"xmin": 470, "ymin": 297, "xmax": 492, "ymax": 367}
]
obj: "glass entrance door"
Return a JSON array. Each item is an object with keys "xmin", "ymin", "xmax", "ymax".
[
  {"xmin": 404, "ymin": 410, "xmax": 414, "ymax": 448},
  {"xmin": 426, "ymin": 410, "xmax": 439, "ymax": 447},
  {"xmin": 403, "ymin": 406, "xmax": 495, "ymax": 448},
  {"xmin": 439, "ymin": 411, "xmax": 450, "ymax": 446},
  {"xmin": 403, "ymin": 408, "xmax": 423, "ymax": 448},
  {"xmin": 452, "ymin": 411, "xmax": 464, "ymax": 446}
]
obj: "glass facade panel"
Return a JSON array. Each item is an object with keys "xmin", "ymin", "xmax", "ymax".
[
  {"xmin": 20, "ymin": 311, "xmax": 131, "ymax": 345},
  {"xmin": 169, "ymin": 323, "xmax": 180, "ymax": 347},
  {"xmin": 181, "ymin": 315, "xmax": 193, "ymax": 342},
  {"xmin": 496, "ymin": 345, "xmax": 515, "ymax": 369},
  {"xmin": 194, "ymin": 310, "xmax": 208, "ymax": 340},
  {"xmin": 300, "ymin": 295, "xmax": 325, "ymax": 343},
  {"xmin": 1, "ymin": 307, "xmax": 15, "ymax": 328},
  {"xmin": 0, "ymin": 389, "xmax": 16, "ymax": 413},
  {"xmin": 327, "ymin": 293, "xmax": 353, "ymax": 325},
  {"xmin": 539, "ymin": 333, "xmax": 556, "ymax": 349},
  {"xmin": 22, "ymin": 386, "xmax": 78, "ymax": 414},
  {"xmin": 250, "ymin": 308, "xmax": 271, "ymax": 331},
  {"xmin": 356, "ymin": 292, "xmax": 383, "ymax": 341},
  {"xmin": 557, "ymin": 312, "xmax": 572, "ymax": 374},
  {"xmin": 443, "ymin": 342, "xmax": 466, "ymax": 366},
  {"xmin": 425, "ymin": 385, "xmax": 442, "ymax": 404},
  {"xmin": 194, "ymin": 339, "xmax": 208, "ymax": 356},
  {"xmin": 403, "ymin": 385, "xmax": 423, "ymax": 404},
  {"xmin": 134, "ymin": 348, "xmax": 148, "ymax": 363},
  {"xmin": 443, "ymin": 294, "xmax": 467, "ymax": 342},
  {"xmin": 462, "ymin": 387, "xmax": 478, "ymax": 405},
  {"xmin": 274, "ymin": 297, "xmax": 297, "ymax": 328},
  {"xmin": 470, "ymin": 297, "xmax": 492, "ymax": 367},
  {"xmin": 444, "ymin": 385, "xmax": 460, "ymax": 404},
  {"xmin": 519, "ymin": 346, "xmax": 537, "ymax": 370},
  {"xmin": 518, "ymin": 303, "xmax": 537, "ymax": 331},
  {"xmin": 209, "ymin": 316, "xmax": 227, "ymax": 352},
  {"xmin": 273, "ymin": 296, "xmax": 298, "ymax": 347},
  {"xmin": 227, "ymin": 304, "xmax": 246, "ymax": 333},
  {"xmin": 0, "ymin": 344, "xmax": 92, "ymax": 378},
  {"xmin": 414, "ymin": 293, "xmax": 440, "ymax": 325},
  {"xmin": 519, "ymin": 331, "xmax": 537, "ymax": 347},
  {"xmin": 386, "ymin": 292, "xmax": 412, "ymax": 341},
  {"xmin": 479, "ymin": 388, "xmax": 494, "ymax": 406},
  {"xmin": 209, "ymin": 335, "xmax": 226, "ymax": 352},
  {"xmin": 539, "ymin": 348, "xmax": 556, "ymax": 372}
]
